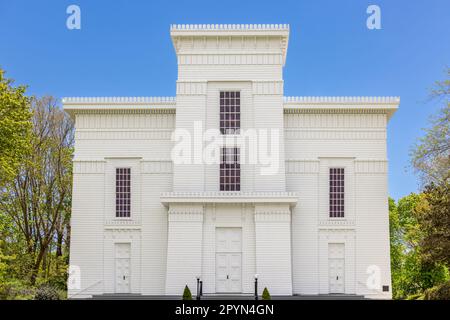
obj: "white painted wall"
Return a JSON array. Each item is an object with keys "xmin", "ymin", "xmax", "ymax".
[
  {"xmin": 285, "ymin": 112, "xmax": 392, "ymax": 298},
  {"xmin": 66, "ymin": 24, "xmax": 396, "ymax": 299},
  {"xmin": 254, "ymin": 204, "xmax": 292, "ymax": 295},
  {"xmin": 201, "ymin": 204, "xmax": 256, "ymax": 294},
  {"xmin": 68, "ymin": 111, "xmax": 174, "ymax": 297},
  {"xmin": 165, "ymin": 204, "xmax": 204, "ymax": 295}
]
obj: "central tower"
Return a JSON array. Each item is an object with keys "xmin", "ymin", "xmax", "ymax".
[
  {"xmin": 170, "ymin": 24, "xmax": 290, "ymax": 192},
  {"xmin": 164, "ymin": 24, "xmax": 295, "ymax": 296}
]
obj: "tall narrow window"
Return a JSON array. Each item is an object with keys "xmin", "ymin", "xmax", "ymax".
[
  {"xmin": 220, "ymin": 91, "xmax": 240, "ymax": 134},
  {"xmin": 220, "ymin": 147, "xmax": 240, "ymax": 191},
  {"xmin": 116, "ymin": 168, "xmax": 131, "ymax": 218},
  {"xmin": 329, "ymin": 168, "xmax": 344, "ymax": 218}
]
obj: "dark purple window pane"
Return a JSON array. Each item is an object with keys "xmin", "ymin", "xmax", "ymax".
[
  {"xmin": 220, "ymin": 91, "xmax": 240, "ymax": 135},
  {"xmin": 329, "ymin": 168, "xmax": 344, "ymax": 218},
  {"xmin": 116, "ymin": 167, "xmax": 131, "ymax": 218},
  {"xmin": 220, "ymin": 147, "xmax": 240, "ymax": 191}
]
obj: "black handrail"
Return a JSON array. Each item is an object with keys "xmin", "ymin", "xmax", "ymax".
[
  {"xmin": 196, "ymin": 277, "xmax": 200, "ymax": 300},
  {"xmin": 255, "ymin": 277, "xmax": 258, "ymax": 300}
]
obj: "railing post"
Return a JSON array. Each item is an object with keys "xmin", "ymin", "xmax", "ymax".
[
  {"xmin": 254, "ymin": 274, "xmax": 259, "ymax": 301},
  {"xmin": 196, "ymin": 276, "xmax": 200, "ymax": 300}
]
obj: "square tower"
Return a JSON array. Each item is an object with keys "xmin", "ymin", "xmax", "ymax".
[{"xmin": 170, "ymin": 24, "xmax": 290, "ymax": 192}]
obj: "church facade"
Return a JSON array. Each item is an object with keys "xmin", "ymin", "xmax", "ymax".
[{"xmin": 64, "ymin": 24, "xmax": 399, "ymax": 299}]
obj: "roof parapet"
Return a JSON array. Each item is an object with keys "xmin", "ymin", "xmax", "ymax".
[
  {"xmin": 283, "ymin": 96, "xmax": 400, "ymax": 104},
  {"xmin": 62, "ymin": 97, "xmax": 176, "ymax": 105},
  {"xmin": 170, "ymin": 24, "xmax": 289, "ymax": 31}
]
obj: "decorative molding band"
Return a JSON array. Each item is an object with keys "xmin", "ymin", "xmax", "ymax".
[
  {"xmin": 176, "ymin": 81, "xmax": 207, "ymax": 95},
  {"xmin": 318, "ymin": 219, "xmax": 356, "ymax": 227},
  {"xmin": 171, "ymin": 24, "xmax": 290, "ymax": 31},
  {"xmin": 285, "ymin": 129, "xmax": 386, "ymax": 140},
  {"xmin": 104, "ymin": 219, "xmax": 142, "ymax": 227},
  {"xmin": 252, "ymin": 81, "xmax": 283, "ymax": 95},
  {"xmin": 284, "ymin": 108, "xmax": 396, "ymax": 117},
  {"xmin": 140, "ymin": 161, "xmax": 173, "ymax": 174},
  {"xmin": 63, "ymin": 97, "xmax": 176, "ymax": 104},
  {"xmin": 168, "ymin": 211, "xmax": 204, "ymax": 222},
  {"xmin": 354, "ymin": 160, "xmax": 388, "ymax": 174},
  {"xmin": 75, "ymin": 114, "xmax": 175, "ymax": 129},
  {"xmin": 162, "ymin": 191, "xmax": 298, "ymax": 197},
  {"xmin": 255, "ymin": 211, "xmax": 291, "ymax": 222},
  {"xmin": 318, "ymin": 228, "xmax": 356, "ymax": 234},
  {"xmin": 161, "ymin": 191, "xmax": 299, "ymax": 206},
  {"xmin": 284, "ymin": 97, "xmax": 400, "ymax": 119},
  {"xmin": 68, "ymin": 109, "xmax": 176, "ymax": 116},
  {"xmin": 75, "ymin": 130, "xmax": 173, "ymax": 140},
  {"xmin": 104, "ymin": 227, "xmax": 141, "ymax": 233},
  {"xmin": 170, "ymin": 25, "xmax": 289, "ymax": 65},
  {"xmin": 73, "ymin": 160, "xmax": 105, "ymax": 174},
  {"xmin": 284, "ymin": 96, "xmax": 400, "ymax": 104},
  {"xmin": 177, "ymin": 54, "xmax": 283, "ymax": 65},
  {"xmin": 286, "ymin": 160, "xmax": 320, "ymax": 174},
  {"xmin": 284, "ymin": 113, "xmax": 387, "ymax": 128},
  {"xmin": 63, "ymin": 98, "xmax": 176, "ymax": 116}
]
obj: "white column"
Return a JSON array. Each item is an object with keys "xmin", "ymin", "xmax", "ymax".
[
  {"xmin": 165, "ymin": 204, "xmax": 204, "ymax": 295},
  {"xmin": 254, "ymin": 204, "xmax": 292, "ymax": 295}
]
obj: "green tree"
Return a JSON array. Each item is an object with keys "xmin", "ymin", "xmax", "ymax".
[
  {"xmin": 389, "ymin": 197, "xmax": 403, "ymax": 299},
  {"xmin": 402, "ymin": 69, "xmax": 450, "ymax": 300},
  {"xmin": 262, "ymin": 287, "xmax": 271, "ymax": 300},
  {"xmin": 182, "ymin": 285, "xmax": 192, "ymax": 300},
  {"xmin": 389, "ymin": 194, "xmax": 449, "ymax": 299},
  {"xmin": 0, "ymin": 96, "xmax": 73, "ymax": 285},
  {"xmin": 0, "ymin": 69, "xmax": 32, "ymax": 187},
  {"xmin": 416, "ymin": 182, "xmax": 450, "ymax": 269},
  {"xmin": 411, "ymin": 68, "xmax": 449, "ymax": 186}
]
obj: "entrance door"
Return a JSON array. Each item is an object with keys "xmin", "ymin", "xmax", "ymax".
[
  {"xmin": 115, "ymin": 243, "xmax": 131, "ymax": 293},
  {"xmin": 216, "ymin": 228, "xmax": 242, "ymax": 293},
  {"xmin": 328, "ymin": 243, "xmax": 345, "ymax": 294}
]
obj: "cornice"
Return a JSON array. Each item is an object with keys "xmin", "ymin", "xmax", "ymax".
[
  {"xmin": 170, "ymin": 24, "xmax": 290, "ymax": 66},
  {"xmin": 160, "ymin": 191, "xmax": 299, "ymax": 206},
  {"xmin": 283, "ymin": 96, "xmax": 400, "ymax": 104},
  {"xmin": 62, "ymin": 95, "xmax": 400, "ymax": 119},
  {"xmin": 62, "ymin": 97, "xmax": 176, "ymax": 104},
  {"xmin": 284, "ymin": 96, "xmax": 400, "ymax": 120},
  {"xmin": 170, "ymin": 24, "xmax": 290, "ymax": 31},
  {"xmin": 62, "ymin": 97, "xmax": 177, "ymax": 117},
  {"xmin": 64, "ymin": 95, "xmax": 399, "ymax": 105}
]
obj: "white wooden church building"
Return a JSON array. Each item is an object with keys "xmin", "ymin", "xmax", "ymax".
[{"xmin": 64, "ymin": 24, "xmax": 399, "ymax": 299}]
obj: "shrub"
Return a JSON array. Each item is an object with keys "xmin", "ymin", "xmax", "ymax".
[
  {"xmin": 34, "ymin": 284, "xmax": 60, "ymax": 300},
  {"xmin": 423, "ymin": 281, "xmax": 450, "ymax": 300},
  {"xmin": 262, "ymin": 287, "xmax": 271, "ymax": 300},
  {"xmin": 182, "ymin": 285, "xmax": 192, "ymax": 300},
  {"xmin": 406, "ymin": 293, "xmax": 425, "ymax": 300},
  {"xmin": 0, "ymin": 279, "xmax": 34, "ymax": 300}
]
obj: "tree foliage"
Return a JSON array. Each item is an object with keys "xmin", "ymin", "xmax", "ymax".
[
  {"xmin": 262, "ymin": 287, "xmax": 271, "ymax": 300},
  {"xmin": 416, "ymin": 182, "xmax": 450, "ymax": 268},
  {"xmin": 394, "ymin": 69, "xmax": 450, "ymax": 300},
  {"xmin": 0, "ymin": 96, "xmax": 73, "ymax": 298},
  {"xmin": 389, "ymin": 193, "xmax": 449, "ymax": 299},
  {"xmin": 182, "ymin": 285, "xmax": 192, "ymax": 300},
  {"xmin": 411, "ymin": 68, "xmax": 450, "ymax": 186},
  {"xmin": 0, "ymin": 69, "xmax": 32, "ymax": 187}
]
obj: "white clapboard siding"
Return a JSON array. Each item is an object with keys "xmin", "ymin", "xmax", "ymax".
[{"xmin": 65, "ymin": 24, "xmax": 396, "ymax": 299}]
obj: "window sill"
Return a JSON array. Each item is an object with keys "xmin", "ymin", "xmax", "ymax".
[
  {"xmin": 318, "ymin": 219, "xmax": 355, "ymax": 227},
  {"xmin": 104, "ymin": 219, "xmax": 141, "ymax": 226}
]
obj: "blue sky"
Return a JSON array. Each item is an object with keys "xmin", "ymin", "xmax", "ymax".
[{"xmin": 0, "ymin": 0, "xmax": 449, "ymax": 200}]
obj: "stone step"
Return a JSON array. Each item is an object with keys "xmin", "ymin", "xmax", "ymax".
[{"xmin": 90, "ymin": 294, "xmax": 367, "ymax": 300}]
